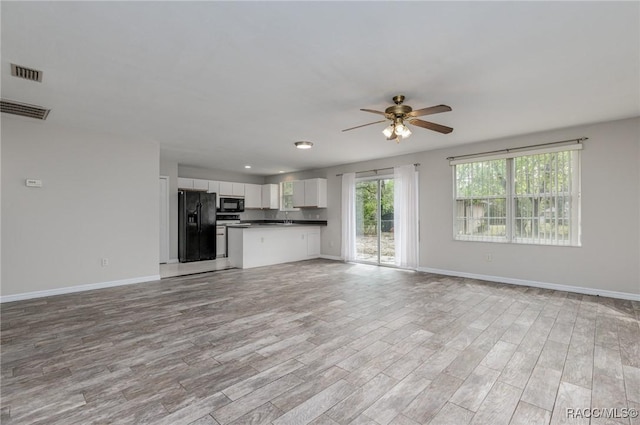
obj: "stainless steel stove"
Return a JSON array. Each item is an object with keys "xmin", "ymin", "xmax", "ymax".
[
  {"xmin": 216, "ymin": 214, "xmax": 241, "ymax": 225},
  {"xmin": 215, "ymin": 214, "xmax": 240, "ymax": 258}
]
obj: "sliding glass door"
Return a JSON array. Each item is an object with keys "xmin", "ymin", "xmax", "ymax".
[{"xmin": 355, "ymin": 177, "xmax": 395, "ymax": 265}]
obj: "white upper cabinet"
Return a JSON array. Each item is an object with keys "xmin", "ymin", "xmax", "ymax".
[
  {"xmin": 193, "ymin": 179, "xmax": 209, "ymax": 191},
  {"xmin": 178, "ymin": 178, "xmax": 209, "ymax": 191},
  {"xmin": 179, "ymin": 178, "xmax": 246, "ymax": 198},
  {"xmin": 244, "ymin": 184, "xmax": 262, "ymax": 209},
  {"xmin": 177, "ymin": 177, "xmax": 194, "ymax": 189},
  {"xmin": 207, "ymin": 180, "xmax": 220, "ymax": 194},
  {"xmin": 232, "ymin": 183, "xmax": 245, "ymax": 197},
  {"xmin": 292, "ymin": 178, "xmax": 327, "ymax": 208},
  {"xmin": 261, "ymin": 184, "xmax": 279, "ymax": 209},
  {"xmin": 219, "ymin": 181, "xmax": 234, "ymax": 196},
  {"xmin": 292, "ymin": 180, "xmax": 305, "ymax": 208}
]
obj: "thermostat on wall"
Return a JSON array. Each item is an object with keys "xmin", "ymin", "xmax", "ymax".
[{"xmin": 26, "ymin": 179, "xmax": 43, "ymax": 188}]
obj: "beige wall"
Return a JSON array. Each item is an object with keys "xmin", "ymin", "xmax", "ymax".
[
  {"xmin": 1, "ymin": 116, "xmax": 160, "ymax": 297},
  {"xmin": 268, "ymin": 117, "xmax": 639, "ymax": 296}
]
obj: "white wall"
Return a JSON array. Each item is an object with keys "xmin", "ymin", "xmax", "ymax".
[
  {"xmin": 1, "ymin": 116, "xmax": 160, "ymax": 298},
  {"xmin": 282, "ymin": 117, "xmax": 639, "ymax": 296}
]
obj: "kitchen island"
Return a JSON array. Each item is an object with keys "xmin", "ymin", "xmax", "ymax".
[{"xmin": 227, "ymin": 224, "xmax": 321, "ymax": 269}]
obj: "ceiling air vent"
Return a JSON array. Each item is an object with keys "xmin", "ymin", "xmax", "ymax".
[
  {"xmin": 0, "ymin": 99, "xmax": 50, "ymax": 120},
  {"xmin": 11, "ymin": 64, "xmax": 43, "ymax": 82}
]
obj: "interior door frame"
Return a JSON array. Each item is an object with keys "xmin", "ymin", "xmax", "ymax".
[{"xmin": 159, "ymin": 176, "xmax": 170, "ymax": 264}]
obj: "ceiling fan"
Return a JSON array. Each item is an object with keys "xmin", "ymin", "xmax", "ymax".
[{"xmin": 342, "ymin": 95, "xmax": 453, "ymax": 142}]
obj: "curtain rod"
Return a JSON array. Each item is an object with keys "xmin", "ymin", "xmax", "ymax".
[
  {"xmin": 336, "ymin": 163, "xmax": 420, "ymax": 177},
  {"xmin": 446, "ymin": 137, "xmax": 588, "ymax": 162}
]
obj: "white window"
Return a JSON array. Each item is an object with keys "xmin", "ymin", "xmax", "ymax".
[
  {"xmin": 453, "ymin": 147, "xmax": 581, "ymax": 246},
  {"xmin": 455, "ymin": 159, "xmax": 508, "ymax": 241},
  {"xmin": 279, "ymin": 181, "xmax": 299, "ymax": 211}
]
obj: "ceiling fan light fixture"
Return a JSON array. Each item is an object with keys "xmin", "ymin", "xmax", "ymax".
[
  {"xmin": 294, "ymin": 141, "xmax": 313, "ymax": 149},
  {"xmin": 400, "ymin": 127, "xmax": 412, "ymax": 138},
  {"xmin": 342, "ymin": 95, "xmax": 453, "ymax": 142}
]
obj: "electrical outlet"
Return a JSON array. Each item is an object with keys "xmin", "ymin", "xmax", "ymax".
[
  {"xmin": 485, "ymin": 253, "xmax": 492, "ymax": 262},
  {"xmin": 101, "ymin": 258, "xmax": 109, "ymax": 267}
]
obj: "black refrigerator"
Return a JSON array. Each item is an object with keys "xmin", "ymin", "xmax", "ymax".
[{"xmin": 178, "ymin": 190, "xmax": 217, "ymax": 262}]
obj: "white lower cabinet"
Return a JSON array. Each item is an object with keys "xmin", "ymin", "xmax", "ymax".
[
  {"xmin": 228, "ymin": 226, "xmax": 321, "ymax": 269},
  {"xmin": 307, "ymin": 230, "xmax": 320, "ymax": 257}
]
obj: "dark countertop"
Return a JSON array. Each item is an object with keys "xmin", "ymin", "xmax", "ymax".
[
  {"xmin": 227, "ymin": 222, "xmax": 325, "ymax": 229},
  {"xmin": 239, "ymin": 219, "xmax": 327, "ymax": 226}
]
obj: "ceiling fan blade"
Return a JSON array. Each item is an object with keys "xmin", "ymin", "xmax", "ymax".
[
  {"xmin": 406, "ymin": 104, "xmax": 452, "ymax": 118},
  {"xmin": 360, "ymin": 108, "xmax": 387, "ymax": 116},
  {"xmin": 342, "ymin": 119, "xmax": 387, "ymax": 132},
  {"xmin": 408, "ymin": 118, "xmax": 453, "ymax": 134}
]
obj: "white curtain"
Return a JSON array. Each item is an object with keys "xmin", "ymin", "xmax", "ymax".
[
  {"xmin": 341, "ymin": 172, "xmax": 357, "ymax": 262},
  {"xmin": 394, "ymin": 165, "xmax": 419, "ymax": 269}
]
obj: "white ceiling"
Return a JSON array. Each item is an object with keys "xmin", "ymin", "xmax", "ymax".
[{"xmin": 2, "ymin": 2, "xmax": 638, "ymax": 176}]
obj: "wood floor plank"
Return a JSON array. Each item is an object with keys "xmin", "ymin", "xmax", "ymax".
[
  {"xmin": 271, "ymin": 380, "xmax": 356, "ymax": 425},
  {"xmin": 549, "ymin": 382, "xmax": 590, "ymax": 425},
  {"xmin": 469, "ymin": 381, "xmax": 522, "ymax": 425},
  {"xmin": 361, "ymin": 372, "xmax": 431, "ymax": 425},
  {"xmin": 213, "ymin": 374, "xmax": 304, "ymax": 424},
  {"xmin": 449, "ymin": 365, "xmax": 501, "ymax": 412},
  {"xmin": 427, "ymin": 402, "xmax": 474, "ymax": 425},
  {"xmin": 325, "ymin": 373, "xmax": 397, "ymax": 424},
  {"xmin": 1, "ymin": 259, "xmax": 637, "ymax": 425},
  {"xmin": 402, "ymin": 372, "xmax": 463, "ymax": 424},
  {"xmin": 222, "ymin": 359, "xmax": 303, "ymax": 400},
  {"xmin": 509, "ymin": 401, "xmax": 551, "ymax": 425},
  {"xmin": 521, "ymin": 365, "xmax": 562, "ymax": 411},
  {"xmin": 271, "ymin": 366, "xmax": 348, "ymax": 413}
]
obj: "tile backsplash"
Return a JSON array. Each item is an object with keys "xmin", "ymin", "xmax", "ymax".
[{"xmin": 238, "ymin": 209, "xmax": 327, "ymax": 221}]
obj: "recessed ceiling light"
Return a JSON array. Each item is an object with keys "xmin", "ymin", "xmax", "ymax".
[
  {"xmin": 294, "ymin": 141, "xmax": 313, "ymax": 149},
  {"xmin": 244, "ymin": 165, "xmax": 251, "ymax": 169},
  {"xmin": 279, "ymin": 171, "xmax": 285, "ymax": 173}
]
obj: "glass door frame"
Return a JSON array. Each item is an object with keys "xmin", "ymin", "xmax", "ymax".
[{"xmin": 355, "ymin": 174, "xmax": 394, "ymax": 266}]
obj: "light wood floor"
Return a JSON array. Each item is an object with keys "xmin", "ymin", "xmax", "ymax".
[{"xmin": 1, "ymin": 260, "xmax": 639, "ymax": 425}]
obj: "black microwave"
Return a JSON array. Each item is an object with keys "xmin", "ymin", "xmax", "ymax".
[{"xmin": 218, "ymin": 197, "xmax": 244, "ymax": 212}]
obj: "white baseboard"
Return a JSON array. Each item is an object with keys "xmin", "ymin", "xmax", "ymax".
[
  {"xmin": 166, "ymin": 258, "xmax": 179, "ymax": 264},
  {"xmin": 418, "ymin": 267, "xmax": 640, "ymax": 302},
  {"xmin": 320, "ymin": 255, "xmax": 343, "ymax": 261},
  {"xmin": 0, "ymin": 275, "xmax": 161, "ymax": 303}
]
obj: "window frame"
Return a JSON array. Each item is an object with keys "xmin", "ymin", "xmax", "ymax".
[{"xmin": 452, "ymin": 147, "xmax": 581, "ymax": 246}]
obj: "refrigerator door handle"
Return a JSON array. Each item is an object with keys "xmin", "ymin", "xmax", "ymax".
[{"xmin": 197, "ymin": 203, "xmax": 202, "ymax": 233}]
